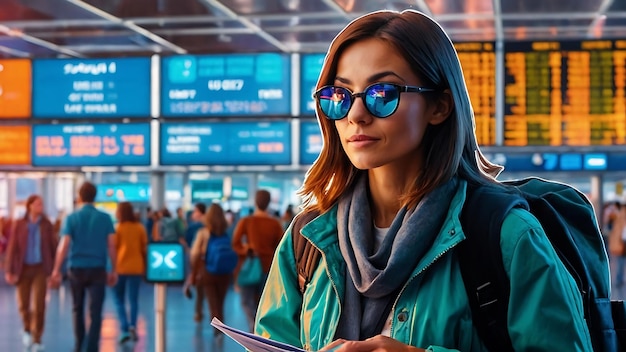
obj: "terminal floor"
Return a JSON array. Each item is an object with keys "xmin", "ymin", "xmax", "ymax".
[
  {"xmin": 0, "ymin": 277, "xmax": 248, "ymax": 352},
  {"xmin": 2, "ymin": 262, "xmax": 626, "ymax": 352}
]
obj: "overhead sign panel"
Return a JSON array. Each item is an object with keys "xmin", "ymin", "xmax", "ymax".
[
  {"xmin": 300, "ymin": 53, "xmax": 325, "ymax": 116},
  {"xmin": 161, "ymin": 54, "xmax": 291, "ymax": 116},
  {"xmin": 160, "ymin": 121, "xmax": 291, "ymax": 165},
  {"xmin": 32, "ymin": 123, "xmax": 150, "ymax": 167},
  {"xmin": 32, "ymin": 57, "xmax": 151, "ymax": 118},
  {"xmin": 0, "ymin": 59, "xmax": 31, "ymax": 118},
  {"xmin": 0, "ymin": 125, "xmax": 31, "ymax": 165},
  {"xmin": 300, "ymin": 120, "xmax": 322, "ymax": 165}
]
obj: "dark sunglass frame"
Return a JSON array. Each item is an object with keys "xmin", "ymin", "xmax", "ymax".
[{"xmin": 313, "ymin": 83, "xmax": 436, "ymax": 120}]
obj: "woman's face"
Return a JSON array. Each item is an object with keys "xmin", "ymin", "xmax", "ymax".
[
  {"xmin": 332, "ymin": 38, "xmax": 443, "ymax": 171},
  {"xmin": 29, "ymin": 197, "xmax": 43, "ymax": 217}
]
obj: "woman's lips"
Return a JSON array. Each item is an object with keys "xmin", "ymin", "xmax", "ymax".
[{"xmin": 347, "ymin": 134, "xmax": 379, "ymax": 147}]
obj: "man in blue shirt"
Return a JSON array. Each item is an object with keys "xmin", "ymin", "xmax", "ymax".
[{"xmin": 50, "ymin": 182, "xmax": 117, "ymax": 352}]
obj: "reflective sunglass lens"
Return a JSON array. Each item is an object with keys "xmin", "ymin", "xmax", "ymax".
[
  {"xmin": 318, "ymin": 86, "xmax": 349, "ymax": 120},
  {"xmin": 365, "ymin": 84, "xmax": 400, "ymax": 118}
]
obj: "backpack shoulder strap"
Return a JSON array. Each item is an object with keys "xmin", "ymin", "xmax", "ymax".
[
  {"xmin": 458, "ymin": 183, "xmax": 528, "ymax": 352},
  {"xmin": 291, "ymin": 209, "xmax": 321, "ymax": 294}
]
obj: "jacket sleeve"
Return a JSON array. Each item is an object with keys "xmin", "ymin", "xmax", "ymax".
[
  {"xmin": 255, "ymin": 227, "xmax": 304, "ymax": 348},
  {"xmin": 502, "ymin": 208, "xmax": 593, "ymax": 351},
  {"xmin": 4, "ymin": 221, "xmax": 18, "ymax": 275}
]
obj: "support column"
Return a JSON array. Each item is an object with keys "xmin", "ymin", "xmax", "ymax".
[
  {"xmin": 42, "ymin": 175, "xmax": 57, "ymax": 219},
  {"xmin": 590, "ymin": 174, "xmax": 603, "ymax": 224},
  {"xmin": 151, "ymin": 171, "xmax": 166, "ymax": 211}
]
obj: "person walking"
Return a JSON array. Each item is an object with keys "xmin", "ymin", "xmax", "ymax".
[
  {"xmin": 49, "ymin": 182, "xmax": 118, "ymax": 352},
  {"xmin": 4, "ymin": 194, "xmax": 57, "ymax": 351},
  {"xmin": 185, "ymin": 202, "xmax": 207, "ymax": 322},
  {"xmin": 189, "ymin": 203, "xmax": 233, "ymax": 341},
  {"xmin": 112, "ymin": 202, "xmax": 148, "ymax": 344},
  {"xmin": 232, "ymin": 189, "xmax": 283, "ymax": 332}
]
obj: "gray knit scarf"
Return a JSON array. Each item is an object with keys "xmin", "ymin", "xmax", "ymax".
[{"xmin": 334, "ymin": 175, "xmax": 458, "ymax": 340}]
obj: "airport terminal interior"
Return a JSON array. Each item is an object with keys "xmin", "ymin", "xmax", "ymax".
[{"xmin": 1, "ymin": 0, "xmax": 626, "ymax": 351}]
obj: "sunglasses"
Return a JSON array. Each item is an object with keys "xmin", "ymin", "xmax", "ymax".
[{"xmin": 314, "ymin": 83, "xmax": 436, "ymax": 120}]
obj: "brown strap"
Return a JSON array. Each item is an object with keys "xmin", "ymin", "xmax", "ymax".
[{"xmin": 291, "ymin": 210, "xmax": 321, "ymax": 293}]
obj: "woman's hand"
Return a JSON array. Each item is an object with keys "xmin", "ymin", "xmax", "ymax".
[{"xmin": 321, "ymin": 336, "xmax": 427, "ymax": 352}]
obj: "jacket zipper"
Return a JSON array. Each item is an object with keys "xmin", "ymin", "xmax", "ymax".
[{"xmin": 388, "ymin": 236, "xmax": 461, "ymax": 337}]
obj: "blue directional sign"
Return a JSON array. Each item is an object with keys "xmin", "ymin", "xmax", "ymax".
[
  {"xmin": 160, "ymin": 121, "xmax": 291, "ymax": 165},
  {"xmin": 95, "ymin": 183, "xmax": 150, "ymax": 202},
  {"xmin": 146, "ymin": 242, "xmax": 185, "ymax": 283},
  {"xmin": 161, "ymin": 54, "xmax": 291, "ymax": 116},
  {"xmin": 300, "ymin": 53, "xmax": 325, "ymax": 115},
  {"xmin": 300, "ymin": 120, "xmax": 322, "ymax": 165},
  {"xmin": 32, "ymin": 123, "xmax": 150, "ymax": 167},
  {"xmin": 483, "ymin": 152, "xmax": 617, "ymax": 172},
  {"xmin": 32, "ymin": 57, "xmax": 151, "ymax": 118}
]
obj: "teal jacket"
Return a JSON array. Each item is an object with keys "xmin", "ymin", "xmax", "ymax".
[{"xmin": 255, "ymin": 180, "xmax": 593, "ymax": 351}]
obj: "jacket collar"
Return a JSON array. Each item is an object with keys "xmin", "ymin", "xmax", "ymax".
[{"xmin": 300, "ymin": 179, "xmax": 469, "ymax": 276}]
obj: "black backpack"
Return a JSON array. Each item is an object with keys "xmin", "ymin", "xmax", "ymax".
[{"xmin": 292, "ymin": 177, "xmax": 626, "ymax": 351}]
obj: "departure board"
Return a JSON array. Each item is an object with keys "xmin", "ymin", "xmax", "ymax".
[
  {"xmin": 161, "ymin": 54, "xmax": 291, "ymax": 117},
  {"xmin": 32, "ymin": 58, "xmax": 151, "ymax": 118},
  {"xmin": 300, "ymin": 120, "xmax": 322, "ymax": 165},
  {"xmin": 454, "ymin": 42, "xmax": 496, "ymax": 146},
  {"xmin": 160, "ymin": 121, "xmax": 291, "ymax": 165},
  {"xmin": 0, "ymin": 126, "xmax": 31, "ymax": 165},
  {"xmin": 300, "ymin": 54, "xmax": 325, "ymax": 116},
  {"xmin": 32, "ymin": 123, "xmax": 150, "ymax": 167},
  {"xmin": 504, "ymin": 40, "xmax": 626, "ymax": 146},
  {"xmin": 0, "ymin": 59, "xmax": 31, "ymax": 118}
]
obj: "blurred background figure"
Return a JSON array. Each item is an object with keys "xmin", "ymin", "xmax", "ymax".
[
  {"xmin": 281, "ymin": 204, "xmax": 296, "ymax": 231},
  {"xmin": 232, "ymin": 189, "xmax": 283, "ymax": 332},
  {"xmin": 112, "ymin": 201, "xmax": 148, "ymax": 344},
  {"xmin": 184, "ymin": 202, "xmax": 207, "ymax": 322},
  {"xmin": 4, "ymin": 194, "xmax": 57, "ymax": 351},
  {"xmin": 189, "ymin": 203, "xmax": 234, "ymax": 342}
]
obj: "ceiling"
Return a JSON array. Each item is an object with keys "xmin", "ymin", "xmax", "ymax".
[{"xmin": 0, "ymin": 0, "xmax": 625, "ymax": 59}]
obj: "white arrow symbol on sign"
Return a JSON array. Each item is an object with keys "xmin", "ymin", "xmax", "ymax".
[
  {"xmin": 164, "ymin": 250, "xmax": 178, "ymax": 269},
  {"xmin": 151, "ymin": 251, "xmax": 164, "ymax": 269}
]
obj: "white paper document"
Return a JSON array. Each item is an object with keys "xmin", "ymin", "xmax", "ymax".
[{"xmin": 211, "ymin": 317, "xmax": 306, "ymax": 352}]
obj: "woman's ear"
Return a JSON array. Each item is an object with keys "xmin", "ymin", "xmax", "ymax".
[{"xmin": 429, "ymin": 89, "xmax": 453, "ymax": 125}]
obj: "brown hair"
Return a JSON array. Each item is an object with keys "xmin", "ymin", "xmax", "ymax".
[
  {"xmin": 79, "ymin": 181, "xmax": 97, "ymax": 203},
  {"xmin": 117, "ymin": 202, "xmax": 137, "ymax": 223},
  {"xmin": 23, "ymin": 194, "xmax": 43, "ymax": 220},
  {"xmin": 299, "ymin": 10, "xmax": 502, "ymax": 212},
  {"xmin": 255, "ymin": 189, "xmax": 272, "ymax": 211},
  {"xmin": 204, "ymin": 203, "xmax": 228, "ymax": 236}
]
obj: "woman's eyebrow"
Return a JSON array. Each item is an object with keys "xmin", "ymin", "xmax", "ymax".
[{"xmin": 334, "ymin": 71, "xmax": 404, "ymax": 85}]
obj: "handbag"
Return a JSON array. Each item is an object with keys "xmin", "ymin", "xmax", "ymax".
[{"xmin": 237, "ymin": 254, "xmax": 263, "ymax": 286}]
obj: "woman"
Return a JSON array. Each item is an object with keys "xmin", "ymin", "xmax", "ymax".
[
  {"xmin": 189, "ymin": 203, "xmax": 233, "ymax": 340},
  {"xmin": 254, "ymin": 10, "xmax": 592, "ymax": 352},
  {"xmin": 112, "ymin": 201, "xmax": 148, "ymax": 344},
  {"xmin": 4, "ymin": 195, "xmax": 57, "ymax": 351}
]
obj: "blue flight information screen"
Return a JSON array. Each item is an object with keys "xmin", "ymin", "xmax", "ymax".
[
  {"xmin": 161, "ymin": 54, "xmax": 291, "ymax": 116},
  {"xmin": 32, "ymin": 123, "xmax": 150, "ymax": 167},
  {"xmin": 300, "ymin": 121, "xmax": 322, "ymax": 165},
  {"xmin": 300, "ymin": 54, "xmax": 325, "ymax": 115},
  {"xmin": 161, "ymin": 121, "xmax": 291, "ymax": 165},
  {"xmin": 32, "ymin": 57, "xmax": 151, "ymax": 118}
]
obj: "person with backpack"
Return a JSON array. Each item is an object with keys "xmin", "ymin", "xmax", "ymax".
[
  {"xmin": 253, "ymin": 10, "xmax": 597, "ymax": 352},
  {"xmin": 188, "ymin": 203, "xmax": 237, "ymax": 341}
]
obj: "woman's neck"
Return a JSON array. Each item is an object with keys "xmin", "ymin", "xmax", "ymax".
[{"xmin": 368, "ymin": 168, "xmax": 420, "ymax": 228}]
